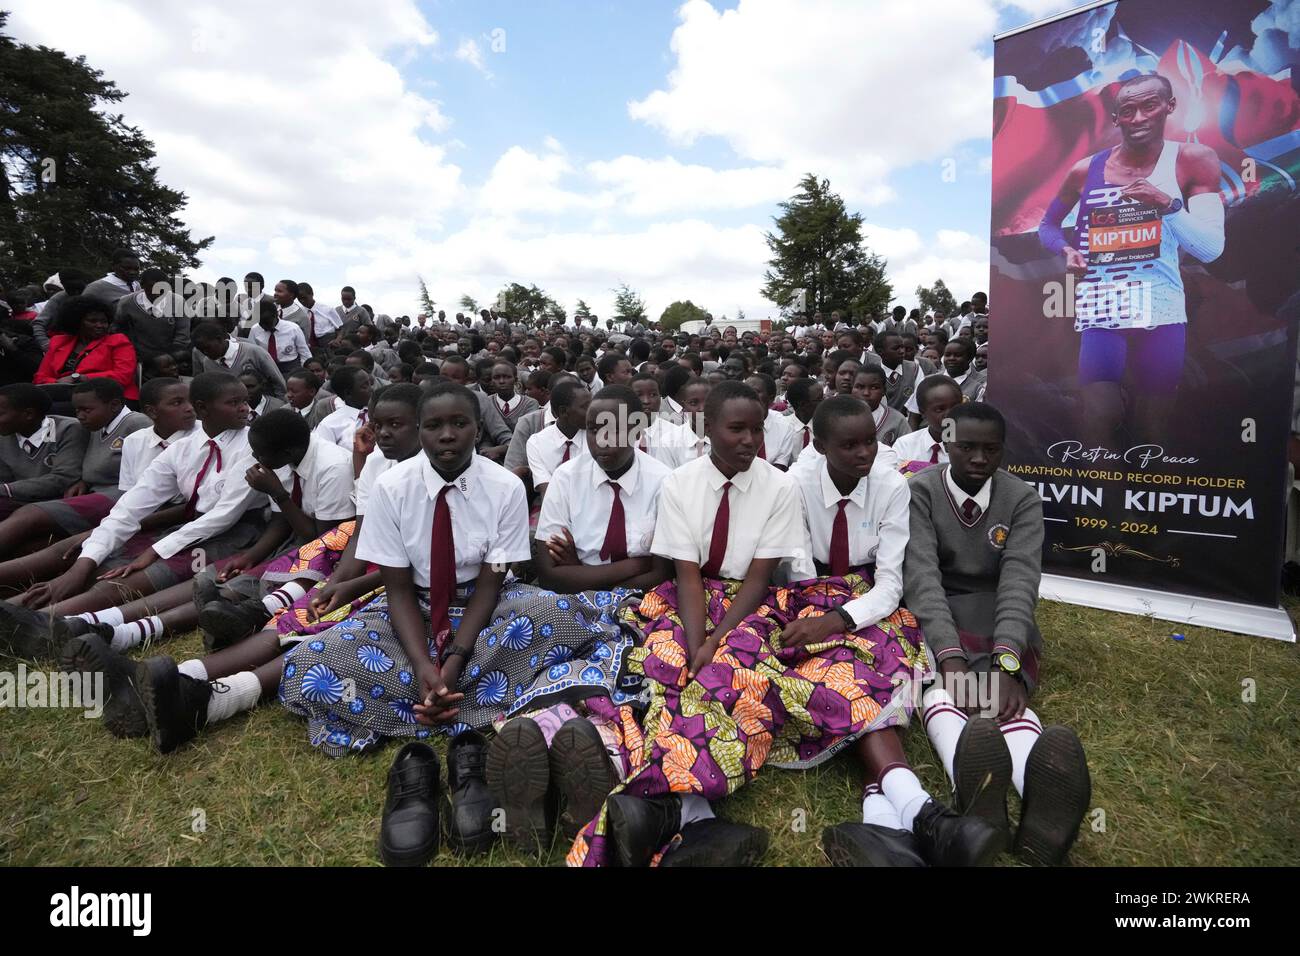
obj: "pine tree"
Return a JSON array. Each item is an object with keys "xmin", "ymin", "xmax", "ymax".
[
  {"xmin": 0, "ymin": 13, "xmax": 213, "ymax": 285},
  {"xmin": 762, "ymin": 173, "xmax": 890, "ymax": 318},
  {"xmin": 458, "ymin": 294, "xmax": 478, "ymax": 313},
  {"xmin": 417, "ymin": 276, "xmax": 436, "ymax": 315},
  {"xmin": 612, "ymin": 283, "xmax": 647, "ymax": 322}
]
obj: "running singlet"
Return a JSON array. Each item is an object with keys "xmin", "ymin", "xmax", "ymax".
[{"xmin": 1073, "ymin": 141, "xmax": 1186, "ymax": 332}]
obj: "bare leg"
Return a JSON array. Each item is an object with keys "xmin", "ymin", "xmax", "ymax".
[
  {"xmin": 198, "ymin": 629, "xmax": 284, "ymax": 679},
  {"xmin": 49, "ymin": 572, "xmax": 163, "ymax": 616},
  {"xmin": 0, "ymin": 534, "xmax": 86, "ymax": 592},
  {"xmin": 0, "ymin": 505, "xmax": 61, "ymax": 560},
  {"xmin": 110, "ymin": 582, "xmax": 197, "ymax": 622},
  {"xmin": 855, "ymin": 727, "xmax": 909, "ymax": 781},
  {"xmin": 252, "ymin": 654, "xmax": 288, "ymax": 697}
]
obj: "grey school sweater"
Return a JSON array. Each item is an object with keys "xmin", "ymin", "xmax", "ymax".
[
  {"xmin": 115, "ymin": 293, "xmax": 191, "ymax": 364},
  {"xmin": 904, "ymin": 465, "xmax": 1043, "ymax": 665},
  {"xmin": 81, "ymin": 411, "xmax": 152, "ymax": 491},
  {"xmin": 0, "ymin": 416, "xmax": 88, "ymax": 501},
  {"xmin": 191, "ymin": 341, "xmax": 287, "ymax": 399}
]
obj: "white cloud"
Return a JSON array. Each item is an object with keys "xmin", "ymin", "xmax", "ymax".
[
  {"xmin": 455, "ymin": 37, "xmax": 492, "ymax": 77},
  {"xmin": 587, "ymin": 156, "xmax": 802, "ymax": 216}
]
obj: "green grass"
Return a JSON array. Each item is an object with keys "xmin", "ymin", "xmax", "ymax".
[{"xmin": 2, "ymin": 599, "xmax": 1297, "ymax": 867}]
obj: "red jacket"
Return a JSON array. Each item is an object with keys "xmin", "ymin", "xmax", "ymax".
[{"xmin": 34, "ymin": 332, "xmax": 139, "ymax": 399}]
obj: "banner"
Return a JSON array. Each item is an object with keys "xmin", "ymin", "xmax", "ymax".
[{"xmin": 989, "ymin": 0, "xmax": 1300, "ymax": 625}]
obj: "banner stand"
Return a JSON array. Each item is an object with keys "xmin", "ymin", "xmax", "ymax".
[{"xmin": 1040, "ymin": 574, "xmax": 1295, "ymax": 643}]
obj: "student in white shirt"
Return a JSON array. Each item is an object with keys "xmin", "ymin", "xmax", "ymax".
[
  {"xmin": 785, "ymin": 377, "xmax": 824, "ymax": 464},
  {"xmin": 526, "ymin": 378, "xmax": 591, "ymax": 496},
  {"xmin": 296, "ymin": 282, "xmax": 342, "ymax": 348},
  {"xmin": 248, "ymin": 299, "xmax": 310, "ymax": 374},
  {"xmin": 676, "ymin": 377, "xmax": 714, "ymax": 460},
  {"xmin": 0, "ymin": 373, "xmax": 267, "ymax": 659},
  {"xmin": 745, "ymin": 373, "xmax": 795, "ymax": 468},
  {"xmin": 891, "ymin": 376, "xmax": 964, "ymax": 469},
  {"xmin": 314, "ymin": 366, "xmax": 373, "ymax": 452},
  {"xmin": 571, "ymin": 380, "xmax": 804, "ymax": 868},
  {"xmin": 630, "ymin": 373, "xmax": 694, "ymax": 470},
  {"xmin": 488, "ymin": 385, "xmax": 677, "ymax": 849},
  {"xmin": 276, "ymin": 381, "xmax": 532, "ymax": 758},
  {"xmin": 76, "ymin": 385, "xmax": 425, "ymax": 744},
  {"xmin": 780, "ymin": 395, "xmax": 998, "ymax": 867}
]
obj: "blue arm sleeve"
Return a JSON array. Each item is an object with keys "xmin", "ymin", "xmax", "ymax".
[{"xmin": 1037, "ymin": 195, "xmax": 1073, "ymax": 256}]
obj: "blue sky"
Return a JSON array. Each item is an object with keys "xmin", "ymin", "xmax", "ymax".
[{"xmin": 10, "ymin": 0, "xmax": 1092, "ymax": 318}]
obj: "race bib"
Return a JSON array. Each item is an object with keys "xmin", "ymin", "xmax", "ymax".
[{"xmin": 1086, "ymin": 203, "xmax": 1162, "ymax": 267}]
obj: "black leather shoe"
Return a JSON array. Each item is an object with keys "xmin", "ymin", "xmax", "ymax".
[
  {"xmin": 136, "ymin": 656, "xmax": 212, "ymax": 754},
  {"xmin": 605, "ymin": 794, "xmax": 682, "ymax": 867},
  {"xmin": 821, "ymin": 822, "xmax": 927, "ymax": 867},
  {"xmin": 380, "ymin": 742, "xmax": 442, "ymax": 867},
  {"xmin": 486, "ymin": 717, "xmax": 551, "ymax": 853},
  {"xmin": 446, "ymin": 730, "xmax": 495, "ymax": 856},
  {"xmin": 60, "ymin": 631, "xmax": 147, "ymax": 738},
  {"xmin": 0, "ymin": 601, "xmax": 95, "ymax": 661},
  {"xmin": 1015, "ymin": 725, "xmax": 1091, "ymax": 866},
  {"xmin": 660, "ymin": 818, "xmax": 769, "ymax": 867},
  {"xmin": 198, "ymin": 597, "xmax": 271, "ymax": 651},
  {"xmin": 913, "ymin": 797, "xmax": 1002, "ymax": 866},
  {"xmin": 191, "ymin": 574, "xmax": 222, "ymax": 618},
  {"xmin": 952, "ymin": 716, "xmax": 1012, "ymax": 847},
  {"xmin": 550, "ymin": 717, "xmax": 616, "ymax": 841}
]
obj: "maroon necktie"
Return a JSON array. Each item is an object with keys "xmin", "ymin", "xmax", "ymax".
[
  {"xmin": 829, "ymin": 499, "xmax": 850, "ymax": 577},
  {"xmin": 802, "ymin": 426, "xmax": 810, "ymax": 448},
  {"xmin": 291, "ymin": 473, "xmax": 302, "ymax": 508},
  {"xmin": 429, "ymin": 485, "xmax": 456, "ymax": 644},
  {"xmin": 502, "ymin": 399, "xmax": 511, "ymax": 416},
  {"xmin": 357, "ymin": 409, "xmax": 368, "ymax": 427},
  {"xmin": 308, "ymin": 311, "xmax": 318, "ymax": 348},
  {"xmin": 700, "ymin": 481, "xmax": 732, "ymax": 578},
  {"xmin": 266, "ymin": 331, "xmax": 277, "ymax": 363},
  {"xmin": 600, "ymin": 481, "xmax": 627, "ymax": 562},
  {"xmin": 561, "ymin": 439, "xmax": 573, "ymax": 463},
  {"xmin": 184, "ymin": 440, "xmax": 222, "ymax": 520},
  {"xmin": 962, "ymin": 499, "xmax": 981, "ymax": 522},
  {"xmin": 929, "ymin": 442, "xmax": 941, "ymax": 464}
]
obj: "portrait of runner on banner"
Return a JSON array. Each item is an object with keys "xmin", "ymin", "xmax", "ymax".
[{"xmin": 1038, "ymin": 73, "xmax": 1224, "ymax": 449}]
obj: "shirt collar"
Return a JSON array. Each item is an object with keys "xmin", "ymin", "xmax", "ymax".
[
  {"xmin": 542, "ymin": 403, "xmax": 555, "ymax": 427},
  {"xmin": 943, "ymin": 465, "xmax": 992, "ymax": 513},
  {"xmin": 222, "ymin": 339, "xmax": 240, "ymax": 364},
  {"xmin": 419, "ymin": 452, "xmax": 477, "ymax": 501},
  {"xmin": 704, "ymin": 455, "xmax": 753, "ymax": 493},
  {"xmin": 292, "ymin": 437, "xmax": 321, "ymax": 478},
  {"xmin": 103, "ymin": 273, "xmax": 137, "ymax": 293},
  {"xmin": 158, "ymin": 426, "xmax": 192, "ymax": 448},
  {"xmin": 101, "ymin": 406, "xmax": 131, "ymax": 437},
  {"xmin": 590, "ymin": 450, "xmax": 642, "ymax": 495},
  {"xmin": 818, "ymin": 458, "xmax": 869, "ymax": 510},
  {"xmin": 872, "ymin": 403, "xmax": 888, "ymax": 427},
  {"xmin": 253, "ymin": 396, "xmax": 268, "ymax": 416},
  {"xmin": 23, "ymin": 417, "xmax": 54, "ymax": 448}
]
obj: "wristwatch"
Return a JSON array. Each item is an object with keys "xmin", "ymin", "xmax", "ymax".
[
  {"xmin": 442, "ymin": 644, "xmax": 470, "ymax": 663},
  {"xmin": 995, "ymin": 651, "xmax": 1022, "ymax": 677},
  {"xmin": 833, "ymin": 606, "xmax": 856, "ymax": 631},
  {"xmin": 70, "ymin": 373, "xmax": 82, "ymax": 382},
  {"xmin": 1161, "ymin": 197, "xmax": 1183, "ymax": 216}
]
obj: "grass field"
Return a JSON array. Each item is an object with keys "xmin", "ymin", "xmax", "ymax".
[{"xmin": 2, "ymin": 598, "xmax": 1298, "ymax": 867}]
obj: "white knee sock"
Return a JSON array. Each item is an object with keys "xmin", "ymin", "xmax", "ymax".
[
  {"xmin": 999, "ymin": 707, "xmax": 1043, "ymax": 796},
  {"xmin": 178, "ymin": 659, "xmax": 208, "ymax": 681},
  {"xmin": 109, "ymin": 615, "xmax": 164, "ymax": 652},
  {"xmin": 678, "ymin": 794, "xmax": 715, "ymax": 827},
  {"xmin": 922, "ymin": 686, "xmax": 968, "ymax": 786},
  {"xmin": 262, "ymin": 582, "xmax": 308, "ymax": 614},
  {"xmin": 75, "ymin": 607, "xmax": 125, "ymax": 627},
  {"xmin": 205, "ymin": 671, "xmax": 262, "ymax": 724},
  {"xmin": 879, "ymin": 764, "xmax": 930, "ymax": 832},
  {"xmin": 861, "ymin": 783, "xmax": 903, "ymax": 829}
]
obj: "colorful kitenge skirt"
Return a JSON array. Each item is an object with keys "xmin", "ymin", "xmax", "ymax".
[
  {"xmin": 567, "ymin": 572, "xmax": 929, "ymax": 867},
  {"xmin": 34, "ymin": 488, "xmax": 124, "ymax": 535},
  {"xmin": 278, "ymin": 588, "xmax": 470, "ymax": 757},
  {"xmin": 260, "ymin": 521, "xmax": 355, "ymax": 588},
  {"xmin": 899, "ymin": 459, "xmax": 939, "ymax": 478}
]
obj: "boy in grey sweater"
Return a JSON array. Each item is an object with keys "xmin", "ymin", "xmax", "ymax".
[
  {"xmin": 0, "ymin": 383, "xmax": 87, "ymax": 518},
  {"xmin": 904, "ymin": 401, "xmax": 1090, "ymax": 866},
  {"xmin": 190, "ymin": 321, "xmax": 286, "ymax": 399}
]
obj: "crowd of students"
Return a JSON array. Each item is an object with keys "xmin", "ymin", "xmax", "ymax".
[{"xmin": 0, "ymin": 260, "xmax": 1089, "ymax": 868}]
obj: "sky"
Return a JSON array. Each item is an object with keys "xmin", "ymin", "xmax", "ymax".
[{"xmin": 9, "ymin": 0, "xmax": 1095, "ymax": 320}]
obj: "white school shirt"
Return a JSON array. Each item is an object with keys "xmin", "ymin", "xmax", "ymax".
[
  {"xmin": 660, "ymin": 395, "xmax": 685, "ymax": 425},
  {"xmin": 788, "ymin": 418, "xmax": 815, "ymax": 463},
  {"xmin": 651, "ymin": 455, "xmax": 803, "ymax": 580},
  {"xmin": 117, "ymin": 423, "xmax": 200, "ymax": 493},
  {"xmin": 639, "ymin": 415, "xmax": 694, "ymax": 471},
  {"xmin": 891, "ymin": 426, "xmax": 949, "ymax": 465},
  {"xmin": 15, "ymin": 416, "xmax": 54, "ymax": 454},
  {"xmin": 315, "ymin": 403, "xmax": 369, "ymax": 451},
  {"xmin": 356, "ymin": 453, "xmax": 530, "ymax": 587},
  {"xmin": 80, "ymin": 427, "xmax": 264, "ymax": 564},
  {"xmin": 788, "ymin": 455, "xmax": 910, "ymax": 630},
  {"xmin": 762, "ymin": 408, "xmax": 796, "ymax": 467},
  {"xmin": 249, "ymin": 322, "xmax": 310, "ymax": 366},
  {"xmin": 305, "ymin": 301, "xmax": 343, "ymax": 340},
  {"xmin": 354, "ymin": 449, "xmax": 403, "ymax": 516},
  {"xmin": 527, "ymin": 426, "xmax": 588, "ymax": 487},
  {"xmin": 269, "ymin": 436, "xmax": 356, "ymax": 522},
  {"xmin": 536, "ymin": 450, "xmax": 671, "ymax": 564},
  {"xmin": 905, "ymin": 368, "xmax": 967, "ymax": 415},
  {"xmin": 788, "ymin": 439, "xmax": 899, "ymax": 476}
]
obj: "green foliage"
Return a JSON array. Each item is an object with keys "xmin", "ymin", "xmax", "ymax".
[
  {"xmin": 0, "ymin": 13, "xmax": 213, "ymax": 285},
  {"xmin": 658, "ymin": 299, "xmax": 707, "ymax": 332},
  {"xmin": 762, "ymin": 173, "xmax": 890, "ymax": 319},
  {"xmin": 417, "ymin": 277, "xmax": 436, "ymax": 315},
  {"xmin": 916, "ymin": 278, "xmax": 959, "ymax": 316},
  {"xmin": 612, "ymin": 283, "xmax": 647, "ymax": 322},
  {"xmin": 494, "ymin": 282, "xmax": 562, "ymax": 322},
  {"xmin": 458, "ymin": 294, "xmax": 478, "ymax": 313}
]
